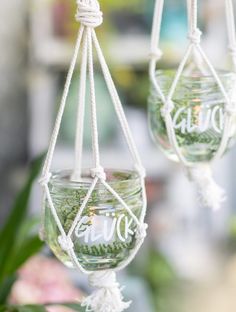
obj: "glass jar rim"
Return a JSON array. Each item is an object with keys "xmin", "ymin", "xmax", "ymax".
[
  {"xmin": 50, "ymin": 169, "xmax": 140, "ymax": 189},
  {"xmin": 155, "ymin": 69, "xmax": 236, "ymax": 82}
]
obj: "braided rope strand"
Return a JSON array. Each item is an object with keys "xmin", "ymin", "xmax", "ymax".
[
  {"xmin": 72, "ymin": 31, "xmax": 88, "ymax": 181},
  {"xmin": 41, "ymin": 27, "xmax": 84, "ymax": 179}
]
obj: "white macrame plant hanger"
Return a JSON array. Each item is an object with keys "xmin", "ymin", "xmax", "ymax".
[
  {"xmin": 39, "ymin": 1, "xmax": 147, "ymax": 312},
  {"xmin": 150, "ymin": 0, "xmax": 236, "ymax": 210}
]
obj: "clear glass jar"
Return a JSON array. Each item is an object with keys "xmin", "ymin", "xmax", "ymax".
[
  {"xmin": 44, "ymin": 169, "xmax": 143, "ymax": 271},
  {"xmin": 148, "ymin": 70, "xmax": 236, "ymax": 163}
]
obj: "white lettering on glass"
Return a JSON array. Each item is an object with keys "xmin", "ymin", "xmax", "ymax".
[
  {"xmin": 172, "ymin": 105, "xmax": 224, "ymax": 134},
  {"xmin": 74, "ymin": 214, "xmax": 134, "ymax": 243}
]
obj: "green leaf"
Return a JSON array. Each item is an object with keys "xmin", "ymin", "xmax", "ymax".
[
  {"xmin": 17, "ymin": 305, "xmax": 47, "ymax": 312},
  {"xmin": 5, "ymin": 236, "xmax": 44, "ymax": 276},
  {"xmin": 0, "ymin": 304, "xmax": 85, "ymax": 312},
  {"xmin": 0, "ymin": 154, "xmax": 45, "ymax": 283},
  {"xmin": 59, "ymin": 303, "xmax": 86, "ymax": 311},
  {"xmin": 14, "ymin": 217, "xmax": 40, "ymax": 250},
  {"xmin": 0, "ymin": 275, "xmax": 17, "ymax": 304},
  {"xmin": 0, "ymin": 306, "xmax": 14, "ymax": 312},
  {"xmin": 0, "ymin": 305, "xmax": 47, "ymax": 312}
]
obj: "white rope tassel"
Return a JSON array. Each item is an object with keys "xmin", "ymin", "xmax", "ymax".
[
  {"xmin": 187, "ymin": 164, "xmax": 226, "ymax": 211},
  {"xmin": 81, "ymin": 271, "xmax": 131, "ymax": 312}
]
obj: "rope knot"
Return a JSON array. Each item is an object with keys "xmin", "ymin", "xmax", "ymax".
[
  {"xmin": 91, "ymin": 166, "xmax": 107, "ymax": 181},
  {"xmin": 58, "ymin": 235, "xmax": 74, "ymax": 252},
  {"xmin": 226, "ymin": 103, "xmax": 236, "ymax": 115},
  {"xmin": 89, "ymin": 271, "xmax": 118, "ymax": 289},
  {"xmin": 39, "ymin": 227, "xmax": 45, "ymax": 241},
  {"xmin": 228, "ymin": 44, "xmax": 236, "ymax": 58},
  {"xmin": 39, "ymin": 172, "xmax": 52, "ymax": 187},
  {"xmin": 161, "ymin": 99, "xmax": 174, "ymax": 117},
  {"xmin": 135, "ymin": 223, "xmax": 148, "ymax": 240},
  {"xmin": 187, "ymin": 165, "xmax": 226, "ymax": 211},
  {"xmin": 76, "ymin": 0, "xmax": 103, "ymax": 28},
  {"xmin": 188, "ymin": 28, "xmax": 202, "ymax": 45},
  {"xmin": 82, "ymin": 271, "xmax": 131, "ymax": 312},
  {"xmin": 134, "ymin": 164, "xmax": 146, "ymax": 179},
  {"xmin": 149, "ymin": 48, "xmax": 163, "ymax": 61}
]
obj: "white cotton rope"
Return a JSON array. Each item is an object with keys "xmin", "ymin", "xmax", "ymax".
[
  {"xmin": 187, "ymin": 164, "xmax": 226, "ymax": 211},
  {"xmin": 149, "ymin": 0, "xmax": 236, "ymax": 210},
  {"xmin": 225, "ymin": 0, "xmax": 236, "ymax": 70},
  {"xmin": 81, "ymin": 271, "xmax": 131, "ymax": 312},
  {"xmin": 71, "ymin": 30, "xmax": 88, "ymax": 182},
  {"xmin": 39, "ymin": 0, "xmax": 147, "ymax": 311}
]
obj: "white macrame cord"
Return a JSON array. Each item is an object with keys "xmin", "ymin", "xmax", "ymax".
[
  {"xmin": 149, "ymin": 0, "xmax": 236, "ymax": 210},
  {"xmin": 39, "ymin": 1, "xmax": 147, "ymax": 312}
]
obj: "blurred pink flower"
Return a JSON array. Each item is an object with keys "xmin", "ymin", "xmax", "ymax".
[
  {"xmin": 10, "ymin": 255, "xmax": 83, "ymax": 311},
  {"xmin": 47, "ymin": 307, "xmax": 74, "ymax": 312}
]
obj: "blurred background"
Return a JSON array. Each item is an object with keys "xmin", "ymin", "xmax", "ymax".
[{"xmin": 1, "ymin": 0, "xmax": 236, "ymax": 311}]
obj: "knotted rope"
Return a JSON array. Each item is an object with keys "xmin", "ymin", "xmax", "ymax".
[
  {"xmin": 225, "ymin": 0, "xmax": 236, "ymax": 70},
  {"xmin": 149, "ymin": 0, "xmax": 236, "ymax": 210},
  {"xmin": 81, "ymin": 271, "xmax": 131, "ymax": 312},
  {"xmin": 75, "ymin": 1, "xmax": 103, "ymax": 28},
  {"xmin": 58, "ymin": 235, "xmax": 74, "ymax": 252},
  {"xmin": 187, "ymin": 165, "xmax": 226, "ymax": 211},
  {"xmin": 39, "ymin": 1, "xmax": 147, "ymax": 311},
  {"xmin": 188, "ymin": 28, "xmax": 202, "ymax": 45},
  {"xmin": 135, "ymin": 223, "xmax": 148, "ymax": 240},
  {"xmin": 90, "ymin": 166, "xmax": 107, "ymax": 180}
]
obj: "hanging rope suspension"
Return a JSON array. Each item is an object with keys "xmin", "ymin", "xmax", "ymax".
[
  {"xmin": 149, "ymin": 0, "xmax": 236, "ymax": 210},
  {"xmin": 39, "ymin": 1, "xmax": 147, "ymax": 311}
]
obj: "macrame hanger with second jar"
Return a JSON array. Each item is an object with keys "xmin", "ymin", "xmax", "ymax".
[{"xmin": 149, "ymin": 0, "xmax": 236, "ymax": 210}]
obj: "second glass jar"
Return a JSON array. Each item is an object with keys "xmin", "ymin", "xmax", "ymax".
[{"xmin": 148, "ymin": 70, "xmax": 236, "ymax": 163}]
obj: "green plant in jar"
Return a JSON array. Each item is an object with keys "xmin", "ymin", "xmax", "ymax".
[
  {"xmin": 148, "ymin": 0, "xmax": 236, "ymax": 211},
  {"xmin": 44, "ymin": 170, "xmax": 143, "ymax": 272},
  {"xmin": 40, "ymin": 0, "xmax": 147, "ymax": 310},
  {"xmin": 148, "ymin": 70, "xmax": 236, "ymax": 164}
]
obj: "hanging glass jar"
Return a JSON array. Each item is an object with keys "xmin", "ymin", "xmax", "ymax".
[
  {"xmin": 39, "ymin": 0, "xmax": 147, "ymax": 310},
  {"xmin": 44, "ymin": 169, "xmax": 143, "ymax": 271},
  {"xmin": 148, "ymin": 0, "xmax": 236, "ymax": 210},
  {"xmin": 148, "ymin": 70, "xmax": 236, "ymax": 163}
]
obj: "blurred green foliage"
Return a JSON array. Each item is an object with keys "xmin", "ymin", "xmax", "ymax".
[
  {"xmin": 0, "ymin": 156, "xmax": 45, "ymax": 304},
  {"xmin": 129, "ymin": 246, "xmax": 178, "ymax": 311},
  {"xmin": 65, "ymin": 0, "xmax": 150, "ymax": 39},
  {"xmin": 229, "ymin": 216, "xmax": 236, "ymax": 238},
  {"xmin": 113, "ymin": 67, "xmax": 149, "ymax": 110},
  {"xmin": 0, "ymin": 154, "xmax": 90, "ymax": 312}
]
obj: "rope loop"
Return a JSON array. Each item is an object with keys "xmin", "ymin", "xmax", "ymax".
[
  {"xmin": 161, "ymin": 99, "xmax": 174, "ymax": 117},
  {"xmin": 89, "ymin": 271, "xmax": 118, "ymax": 289},
  {"xmin": 226, "ymin": 103, "xmax": 236, "ymax": 115},
  {"xmin": 76, "ymin": 0, "xmax": 103, "ymax": 28},
  {"xmin": 58, "ymin": 235, "xmax": 74, "ymax": 252},
  {"xmin": 39, "ymin": 172, "xmax": 52, "ymax": 187},
  {"xmin": 228, "ymin": 44, "xmax": 236, "ymax": 58},
  {"xmin": 135, "ymin": 223, "xmax": 148, "ymax": 240},
  {"xmin": 149, "ymin": 48, "xmax": 163, "ymax": 61},
  {"xmin": 134, "ymin": 164, "xmax": 146, "ymax": 179},
  {"xmin": 91, "ymin": 166, "xmax": 107, "ymax": 181},
  {"xmin": 188, "ymin": 28, "xmax": 202, "ymax": 45}
]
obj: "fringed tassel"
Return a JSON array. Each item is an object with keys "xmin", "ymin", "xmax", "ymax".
[
  {"xmin": 81, "ymin": 271, "xmax": 131, "ymax": 312},
  {"xmin": 187, "ymin": 164, "xmax": 226, "ymax": 211}
]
